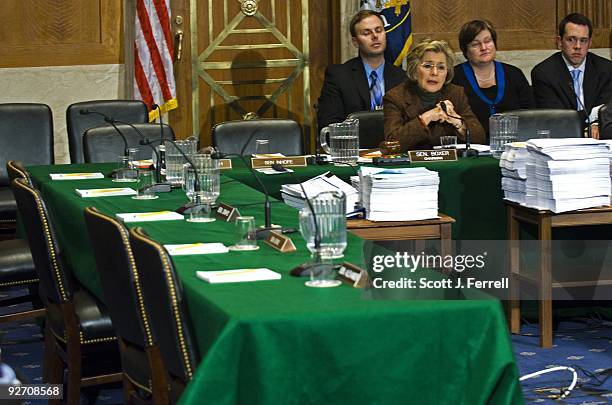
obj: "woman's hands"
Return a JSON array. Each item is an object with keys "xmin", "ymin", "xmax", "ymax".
[{"xmin": 418, "ymin": 100, "xmax": 466, "ymax": 134}]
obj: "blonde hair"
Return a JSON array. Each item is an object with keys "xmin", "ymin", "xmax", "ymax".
[{"xmin": 405, "ymin": 39, "xmax": 456, "ymax": 85}]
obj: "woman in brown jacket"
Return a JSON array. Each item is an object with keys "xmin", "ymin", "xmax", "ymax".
[{"xmin": 384, "ymin": 39, "xmax": 485, "ymax": 151}]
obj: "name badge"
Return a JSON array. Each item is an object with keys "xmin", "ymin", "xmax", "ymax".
[
  {"xmin": 219, "ymin": 159, "xmax": 232, "ymax": 170},
  {"xmin": 264, "ymin": 230, "xmax": 296, "ymax": 253},
  {"xmin": 251, "ymin": 156, "xmax": 307, "ymax": 168},
  {"xmin": 408, "ymin": 149, "xmax": 457, "ymax": 162},
  {"xmin": 215, "ymin": 203, "xmax": 240, "ymax": 222},
  {"xmin": 337, "ymin": 262, "xmax": 370, "ymax": 288}
]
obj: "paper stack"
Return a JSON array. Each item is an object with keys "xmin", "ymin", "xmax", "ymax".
[
  {"xmin": 359, "ymin": 167, "xmax": 439, "ymax": 221},
  {"xmin": 521, "ymin": 138, "xmax": 611, "ymax": 213},
  {"xmin": 281, "ymin": 172, "xmax": 359, "ymax": 214},
  {"xmin": 499, "ymin": 142, "xmax": 530, "ymax": 204}
]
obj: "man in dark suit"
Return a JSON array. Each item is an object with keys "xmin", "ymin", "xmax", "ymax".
[
  {"xmin": 531, "ymin": 13, "xmax": 612, "ymax": 127},
  {"xmin": 317, "ymin": 10, "xmax": 407, "ymax": 131}
]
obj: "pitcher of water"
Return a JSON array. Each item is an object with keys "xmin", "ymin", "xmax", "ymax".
[
  {"xmin": 182, "ymin": 153, "xmax": 220, "ymax": 206},
  {"xmin": 299, "ymin": 190, "xmax": 347, "ymax": 259},
  {"xmin": 164, "ymin": 138, "xmax": 197, "ymax": 185},
  {"xmin": 489, "ymin": 114, "xmax": 519, "ymax": 159},
  {"xmin": 319, "ymin": 118, "xmax": 359, "ymax": 165}
]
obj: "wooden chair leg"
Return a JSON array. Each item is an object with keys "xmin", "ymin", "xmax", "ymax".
[{"xmin": 66, "ymin": 341, "xmax": 83, "ymax": 405}]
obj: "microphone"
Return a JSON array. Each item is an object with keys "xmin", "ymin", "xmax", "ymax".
[
  {"xmin": 218, "ymin": 130, "xmax": 295, "ymax": 239},
  {"xmin": 568, "ymin": 81, "xmax": 591, "ymax": 136},
  {"xmin": 440, "ymin": 101, "xmax": 478, "ymax": 158}
]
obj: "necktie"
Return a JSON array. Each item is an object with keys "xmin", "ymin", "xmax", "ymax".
[
  {"xmin": 571, "ymin": 69, "xmax": 582, "ymax": 111},
  {"xmin": 369, "ymin": 71, "xmax": 383, "ymax": 110}
]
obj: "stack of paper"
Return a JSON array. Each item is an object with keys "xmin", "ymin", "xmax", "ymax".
[
  {"xmin": 50, "ymin": 172, "xmax": 104, "ymax": 180},
  {"xmin": 281, "ymin": 172, "xmax": 359, "ymax": 214},
  {"xmin": 196, "ymin": 268, "xmax": 281, "ymax": 283},
  {"xmin": 165, "ymin": 243, "xmax": 229, "ymax": 256},
  {"xmin": 499, "ymin": 142, "xmax": 530, "ymax": 204},
  {"xmin": 116, "ymin": 211, "xmax": 184, "ymax": 223},
  {"xmin": 359, "ymin": 167, "xmax": 439, "ymax": 221},
  {"xmin": 520, "ymin": 138, "xmax": 611, "ymax": 212},
  {"xmin": 76, "ymin": 188, "xmax": 136, "ymax": 198}
]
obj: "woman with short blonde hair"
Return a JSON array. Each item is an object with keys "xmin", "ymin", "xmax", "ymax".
[{"xmin": 384, "ymin": 39, "xmax": 484, "ymax": 151}]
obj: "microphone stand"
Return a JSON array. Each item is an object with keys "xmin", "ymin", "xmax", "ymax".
[
  {"xmin": 79, "ymin": 109, "xmax": 136, "ymax": 179},
  {"xmin": 439, "ymin": 103, "xmax": 478, "ymax": 158}
]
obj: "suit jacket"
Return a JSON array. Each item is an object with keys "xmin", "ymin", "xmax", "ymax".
[
  {"xmin": 317, "ymin": 57, "xmax": 406, "ymax": 131},
  {"xmin": 531, "ymin": 52, "xmax": 612, "ymax": 123},
  {"xmin": 383, "ymin": 82, "xmax": 485, "ymax": 151}
]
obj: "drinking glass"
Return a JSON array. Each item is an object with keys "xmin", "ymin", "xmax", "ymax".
[
  {"xmin": 132, "ymin": 170, "xmax": 158, "ymax": 200},
  {"xmin": 255, "ymin": 139, "xmax": 271, "ymax": 155},
  {"xmin": 229, "ymin": 216, "xmax": 259, "ymax": 251},
  {"xmin": 299, "ymin": 190, "xmax": 347, "ymax": 259},
  {"xmin": 186, "ymin": 194, "xmax": 215, "ymax": 223},
  {"xmin": 113, "ymin": 155, "xmax": 138, "ymax": 183},
  {"xmin": 304, "ymin": 252, "xmax": 341, "ymax": 288},
  {"xmin": 319, "ymin": 118, "xmax": 359, "ymax": 165},
  {"xmin": 440, "ymin": 135, "xmax": 457, "ymax": 149}
]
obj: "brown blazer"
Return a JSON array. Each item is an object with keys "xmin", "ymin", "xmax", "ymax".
[{"xmin": 383, "ymin": 81, "xmax": 485, "ymax": 151}]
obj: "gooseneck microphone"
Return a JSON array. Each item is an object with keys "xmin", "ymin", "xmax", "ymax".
[
  {"xmin": 440, "ymin": 101, "xmax": 478, "ymax": 158},
  {"xmin": 80, "ymin": 109, "xmax": 129, "ymax": 157}
]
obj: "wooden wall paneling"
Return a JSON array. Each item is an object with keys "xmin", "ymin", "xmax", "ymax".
[
  {"xmin": 558, "ymin": 0, "xmax": 612, "ymax": 48},
  {"xmin": 0, "ymin": 0, "xmax": 122, "ymax": 68},
  {"xmin": 169, "ymin": 0, "xmax": 193, "ymax": 139}
]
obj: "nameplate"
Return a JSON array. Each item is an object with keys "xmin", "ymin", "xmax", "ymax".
[
  {"xmin": 337, "ymin": 262, "xmax": 369, "ymax": 288},
  {"xmin": 408, "ymin": 149, "xmax": 457, "ymax": 162},
  {"xmin": 264, "ymin": 230, "xmax": 296, "ymax": 253},
  {"xmin": 219, "ymin": 159, "xmax": 232, "ymax": 170},
  {"xmin": 251, "ymin": 156, "xmax": 307, "ymax": 168},
  {"xmin": 215, "ymin": 203, "xmax": 240, "ymax": 222}
]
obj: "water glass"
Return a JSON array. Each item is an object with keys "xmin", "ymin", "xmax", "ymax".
[
  {"xmin": 127, "ymin": 147, "xmax": 139, "ymax": 168},
  {"xmin": 186, "ymin": 194, "xmax": 215, "ymax": 223},
  {"xmin": 319, "ymin": 118, "xmax": 359, "ymax": 166},
  {"xmin": 113, "ymin": 155, "xmax": 138, "ymax": 182},
  {"xmin": 305, "ymin": 253, "xmax": 341, "ymax": 288},
  {"xmin": 165, "ymin": 139, "xmax": 197, "ymax": 186},
  {"xmin": 132, "ymin": 170, "xmax": 158, "ymax": 200},
  {"xmin": 183, "ymin": 154, "xmax": 220, "ymax": 206},
  {"xmin": 255, "ymin": 139, "xmax": 271, "ymax": 155},
  {"xmin": 489, "ymin": 114, "xmax": 519, "ymax": 159},
  {"xmin": 299, "ymin": 190, "xmax": 347, "ymax": 259},
  {"xmin": 229, "ymin": 216, "xmax": 259, "ymax": 251},
  {"xmin": 440, "ymin": 135, "xmax": 457, "ymax": 149}
]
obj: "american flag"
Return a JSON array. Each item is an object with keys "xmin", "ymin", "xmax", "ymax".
[{"xmin": 134, "ymin": 0, "xmax": 178, "ymax": 121}]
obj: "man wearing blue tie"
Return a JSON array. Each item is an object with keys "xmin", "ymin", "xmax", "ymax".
[
  {"xmin": 531, "ymin": 13, "xmax": 612, "ymax": 128},
  {"xmin": 317, "ymin": 10, "xmax": 407, "ymax": 131}
]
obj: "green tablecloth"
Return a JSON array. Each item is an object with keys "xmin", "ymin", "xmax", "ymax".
[
  {"xmin": 223, "ymin": 157, "xmax": 505, "ymax": 240},
  {"xmin": 27, "ymin": 163, "xmax": 523, "ymax": 405}
]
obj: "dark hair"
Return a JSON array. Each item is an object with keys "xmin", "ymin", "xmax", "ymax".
[
  {"xmin": 558, "ymin": 13, "xmax": 592, "ymax": 38},
  {"xmin": 349, "ymin": 10, "xmax": 384, "ymax": 37},
  {"xmin": 458, "ymin": 20, "xmax": 497, "ymax": 58}
]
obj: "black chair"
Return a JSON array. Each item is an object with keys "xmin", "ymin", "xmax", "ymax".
[
  {"xmin": 12, "ymin": 178, "xmax": 122, "ymax": 404},
  {"xmin": 83, "ymin": 123, "xmax": 175, "ymax": 163},
  {"xmin": 83, "ymin": 207, "xmax": 168, "ymax": 404},
  {"xmin": 598, "ymin": 103, "xmax": 612, "ymax": 140},
  {"xmin": 129, "ymin": 227, "xmax": 199, "ymax": 404},
  {"xmin": 347, "ymin": 110, "xmax": 385, "ymax": 149},
  {"xmin": 503, "ymin": 109, "xmax": 583, "ymax": 141},
  {"xmin": 212, "ymin": 118, "xmax": 303, "ymax": 156},
  {"xmin": 66, "ymin": 100, "xmax": 149, "ymax": 164},
  {"xmin": 0, "ymin": 103, "xmax": 54, "ymax": 238},
  {"xmin": 0, "ymin": 161, "xmax": 44, "ymax": 324}
]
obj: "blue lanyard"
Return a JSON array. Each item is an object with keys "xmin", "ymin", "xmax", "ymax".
[{"xmin": 461, "ymin": 61, "xmax": 505, "ymax": 116}]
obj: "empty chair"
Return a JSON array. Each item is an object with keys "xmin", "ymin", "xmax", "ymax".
[
  {"xmin": 0, "ymin": 103, "xmax": 54, "ymax": 238},
  {"xmin": 212, "ymin": 118, "xmax": 303, "ymax": 156},
  {"xmin": 503, "ymin": 109, "xmax": 583, "ymax": 141},
  {"xmin": 66, "ymin": 100, "xmax": 149, "ymax": 164},
  {"xmin": 12, "ymin": 177, "xmax": 121, "ymax": 404},
  {"xmin": 83, "ymin": 123, "xmax": 175, "ymax": 163},
  {"xmin": 347, "ymin": 110, "xmax": 384, "ymax": 149},
  {"xmin": 129, "ymin": 227, "xmax": 200, "ymax": 403},
  {"xmin": 598, "ymin": 103, "xmax": 612, "ymax": 140},
  {"xmin": 84, "ymin": 207, "xmax": 168, "ymax": 403}
]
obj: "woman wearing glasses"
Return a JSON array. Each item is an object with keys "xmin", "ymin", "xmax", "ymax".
[
  {"xmin": 384, "ymin": 39, "xmax": 485, "ymax": 151},
  {"xmin": 453, "ymin": 20, "xmax": 534, "ymax": 137}
]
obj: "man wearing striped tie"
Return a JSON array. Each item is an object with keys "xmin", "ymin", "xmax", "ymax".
[
  {"xmin": 531, "ymin": 13, "xmax": 612, "ymax": 131},
  {"xmin": 317, "ymin": 10, "xmax": 407, "ymax": 132}
]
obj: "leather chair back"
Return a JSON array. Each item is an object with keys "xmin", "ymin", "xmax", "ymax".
[
  {"xmin": 11, "ymin": 178, "xmax": 72, "ymax": 304},
  {"xmin": 129, "ymin": 227, "xmax": 199, "ymax": 390},
  {"xmin": 83, "ymin": 123, "xmax": 175, "ymax": 163},
  {"xmin": 0, "ymin": 103, "xmax": 54, "ymax": 186},
  {"xmin": 7, "ymin": 161, "xmax": 32, "ymax": 186},
  {"xmin": 347, "ymin": 110, "xmax": 384, "ymax": 149},
  {"xmin": 503, "ymin": 109, "xmax": 583, "ymax": 141},
  {"xmin": 598, "ymin": 103, "xmax": 612, "ymax": 140},
  {"xmin": 83, "ymin": 207, "xmax": 152, "ymax": 348},
  {"xmin": 66, "ymin": 100, "xmax": 148, "ymax": 163},
  {"xmin": 212, "ymin": 118, "xmax": 303, "ymax": 156}
]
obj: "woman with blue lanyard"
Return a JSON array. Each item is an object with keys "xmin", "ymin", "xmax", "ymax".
[{"xmin": 453, "ymin": 20, "xmax": 534, "ymax": 140}]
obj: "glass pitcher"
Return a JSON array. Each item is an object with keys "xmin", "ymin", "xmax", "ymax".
[
  {"xmin": 319, "ymin": 118, "xmax": 359, "ymax": 165},
  {"xmin": 299, "ymin": 190, "xmax": 347, "ymax": 259},
  {"xmin": 489, "ymin": 114, "xmax": 519, "ymax": 159}
]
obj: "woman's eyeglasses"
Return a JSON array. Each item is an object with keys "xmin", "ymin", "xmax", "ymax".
[{"xmin": 420, "ymin": 63, "xmax": 447, "ymax": 72}]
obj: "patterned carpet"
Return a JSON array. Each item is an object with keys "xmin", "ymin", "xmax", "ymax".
[{"xmin": 1, "ymin": 287, "xmax": 611, "ymax": 404}]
